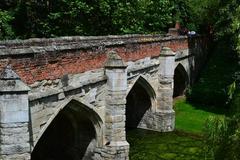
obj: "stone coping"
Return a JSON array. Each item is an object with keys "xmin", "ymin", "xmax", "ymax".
[{"xmin": 0, "ymin": 34, "xmax": 192, "ymax": 56}]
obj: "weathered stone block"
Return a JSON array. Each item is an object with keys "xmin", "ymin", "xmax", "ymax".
[{"xmin": 0, "ymin": 66, "xmax": 31, "ymax": 160}]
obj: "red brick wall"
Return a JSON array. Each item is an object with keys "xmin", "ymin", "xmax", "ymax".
[{"xmin": 0, "ymin": 36, "xmax": 189, "ymax": 84}]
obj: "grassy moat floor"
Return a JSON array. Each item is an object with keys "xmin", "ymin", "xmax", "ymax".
[
  {"xmin": 127, "ymin": 98, "xmax": 224, "ymax": 160},
  {"xmin": 127, "ymin": 129, "xmax": 207, "ymax": 160}
]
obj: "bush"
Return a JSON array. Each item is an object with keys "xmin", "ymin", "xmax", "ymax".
[
  {"xmin": 0, "ymin": 9, "xmax": 14, "ymax": 39},
  {"xmin": 204, "ymin": 85, "xmax": 240, "ymax": 160},
  {"xmin": 204, "ymin": 114, "xmax": 240, "ymax": 160},
  {"xmin": 186, "ymin": 43, "xmax": 238, "ymax": 108}
]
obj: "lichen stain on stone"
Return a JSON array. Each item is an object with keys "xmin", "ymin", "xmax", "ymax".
[{"xmin": 6, "ymin": 80, "xmax": 16, "ymax": 86}]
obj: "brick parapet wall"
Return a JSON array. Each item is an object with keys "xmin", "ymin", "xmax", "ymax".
[{"xmin": 0, "ymin": 34, "xmax": 201, "ymax": 84}]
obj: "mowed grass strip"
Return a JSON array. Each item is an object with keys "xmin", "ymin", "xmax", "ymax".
[
  {"xmin": 174, "ymin": 97, "xmax": 225, "ymax": 134},
  {"xmin": 127, "ymin": 129, "xmax": 208, "ymax": 160},
  {"xmin": 127, "ymin": 98, "xmax": 223, "ymax": 160}
]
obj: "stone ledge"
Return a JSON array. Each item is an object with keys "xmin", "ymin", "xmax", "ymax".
[
  {"xmin": 0, "ymin": 34, "xmax": 190, "ymax": 56},
  {"xmin": 28, "ymin": 57, "xmax": 160, "ymax": 101}
]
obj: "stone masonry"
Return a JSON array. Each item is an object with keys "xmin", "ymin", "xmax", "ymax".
[
  {"xmin": 0, "ymin": 34, "xmax": 208, "ymax": 160},
  {"xmin": 0, "ymin": 66, "xmax": 31, "ymax": 160}
]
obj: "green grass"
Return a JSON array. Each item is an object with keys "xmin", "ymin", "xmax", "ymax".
[
  {"xmin": 127, "ymin": 97, "xmax": 224, "ymax": 160},
  {"xmin": 127, "ymin": 129, "xmax": 211, "ymax": 160},
  {"xmin": 174, "ymin": 98, "xmax": 225, "ymax": 134}
]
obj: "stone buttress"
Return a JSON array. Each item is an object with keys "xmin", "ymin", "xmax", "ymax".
[
  {"xmin": 94, "ymin": 51, "xmax": 129, "ymax": 160},
  {"xmin": 156, "ymin": 47, "xmax": 175, "ymax": 131},
  {"xmin": 0, "ymin": 66, "xmax": 31, "ymax": 160}
]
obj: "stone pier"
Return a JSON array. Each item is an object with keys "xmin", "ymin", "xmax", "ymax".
[
  {"xmin": 0, "ymin": 66, "xmax": 31, "ymax": 160},
  {"xmin": 156, "ymin": 47, "xmax": 175, "ymax": 131}
]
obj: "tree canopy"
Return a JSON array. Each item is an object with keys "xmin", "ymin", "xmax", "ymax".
[
  {"xmin": 0, "ymin": 0, "xmax": 176, "ymax": 39},
  {"xmin": 0, "ymin": 0, "xmax": 240, "ymax": 56}
]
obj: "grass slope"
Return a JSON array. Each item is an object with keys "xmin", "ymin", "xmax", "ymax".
[
  {"xmin": 174, "ymin": 98, "xmax": 224, "ymax": 134},
  {"xmin": 127, "ymin": 97, "xmax": 223, "ymax": 160}
]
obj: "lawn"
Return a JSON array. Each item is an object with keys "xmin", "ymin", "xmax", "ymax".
[
  {"xmin": 127, "ymin": 129, "xmax": 208, "ymax": 160},
  {"xmin": 174, "ymin": 98, "xmax": 225, "ymax": 134},
  {"xmin": 127, "ymin": 97, "xmax": 224, "ymax": 160}
]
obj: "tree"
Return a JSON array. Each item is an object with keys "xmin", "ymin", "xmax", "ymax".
[
  {"xmin": 1, "ymin": 0, "xmax": 177, "ymax": 39},
  {"xmin": 0, "ymin": 9, "xmax": 14, "ymax": 39},
  {"xmin": 204, "ymin": 114, "xmax": 240, "ymax": 160}
]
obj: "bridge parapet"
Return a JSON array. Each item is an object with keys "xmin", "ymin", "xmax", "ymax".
[{"xmin": 0, "ymin": 34, "xmax": 192, "ymax": 85}]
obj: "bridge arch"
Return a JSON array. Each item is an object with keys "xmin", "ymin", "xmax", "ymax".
[
  {"xmin": 31, "ymin": 98, "xmax": 103, "ymax": 160},
  {"xmin": 173, "ymin": 63, "xmax": 189, "ymax": 97},
  {"xmin": 126, "ymin": 75, "xmax": 156, "ymax": 129}
]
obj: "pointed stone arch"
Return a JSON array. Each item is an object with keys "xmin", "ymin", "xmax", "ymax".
[
  {"xmin": 127, "ymin": 75, "xmax": 156, "ymax": 100},
  {"xmin": 173, "ymin": 63, "xmax": 189, "ymax": 97},
  {"xmin": 126, "ymin": 75, "xmax": 157, "ymax": 129},
  {"xmin": 31, "ymin": 98, "xmax": 103, "ymax": 160}
]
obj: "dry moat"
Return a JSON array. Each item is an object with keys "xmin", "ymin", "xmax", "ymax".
[{"xmin": 127, "ymin": 129, "xmax": 207, "ymax": 160}]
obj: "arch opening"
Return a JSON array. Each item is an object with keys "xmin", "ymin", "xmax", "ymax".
[
  {"xmin": 173, "ymin": 64, "xmax": 189, "ymax": 97},
  {"xmin": 31, "ymin": 100, "xmax": 100, "ymax": 160},
  {"xmin": 126, "ymin": 77, "xmax": 155, "ymax": 130}
]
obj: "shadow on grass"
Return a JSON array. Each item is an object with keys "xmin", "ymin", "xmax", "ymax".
[
  {"xmin": 186, "ymin": 100, "xmax": 228, "ymax": 115},
  {"xmin": 174, "ymin": 97, "xmax": 225, "ymax": 134},
  {"xmin": 127, "ymin": 128, "xmax": 211, "ymax": 160}
]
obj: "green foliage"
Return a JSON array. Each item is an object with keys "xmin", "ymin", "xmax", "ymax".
[
  {"xmin": 1, "ymin": 0, "xmax": 240, "ymax": 42},
  {"xmin": 188, "ymin": 0, "xmax": 240, "ymax": 56},
  {"xmin": 203, "ymin": 116, "xmax": 227, "ymax": 159},
  {"xmin": 226, "ymin": 81, "xmax": 237, "ymax": 104},
  {"xmin": 231, "ymin": 5, "xmax": 240, "ymax": 55},
  {"xmin": 170, "ymin": 0, "xmax": 195, "ymax": 30},
  {"xmin": 143, "ymin": 0, "xmax": 173, "ymax": 33},
  {"xmin": 0, "ymin": 0, "xmax": 178, "ymax": 39},
  {"xmin": 0, "ymin": 9, "xmax": 14, "ymax": 39},
  {"xmin": 204, "ymin": 115, "xmax": 240, "ymax": 160},
  {"xmin": 187, "ymin": 41, "xmax": 239, "ymax": 108},
  {"xmin": 203, "ymin": 83, "xmax": 240, "ymax": 160},
  {"xmin": 230, "ymin": 88, "xmax": 240, "ymax": 114},
  {"xmin": 189, "ymin": 0, "xmax": 220, "ymax": 32}
]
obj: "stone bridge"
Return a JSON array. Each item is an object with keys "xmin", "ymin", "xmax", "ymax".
[{"xmin": 0, "ymin": 34, "xmax": 208, "ymax": 160}]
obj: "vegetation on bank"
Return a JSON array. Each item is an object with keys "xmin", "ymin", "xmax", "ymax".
[
  {"xmin": 187, "ymin": 42, "xmax": 239, "ymax": 108},
  {"xmin": 174, "ymin": 98, "xmax": 224, "ymax": 134}
]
